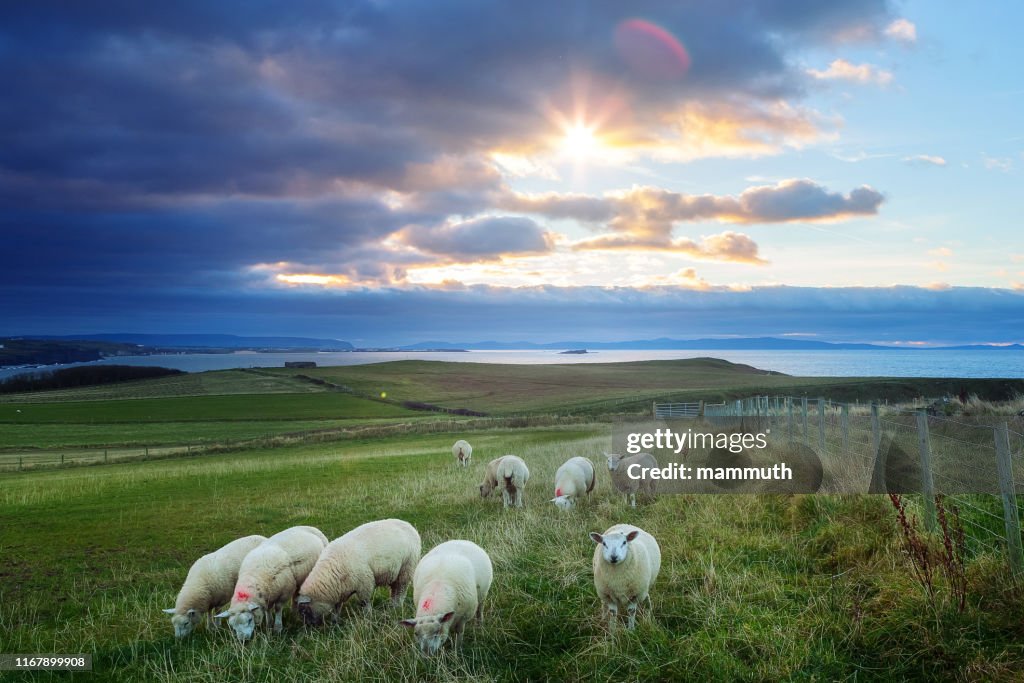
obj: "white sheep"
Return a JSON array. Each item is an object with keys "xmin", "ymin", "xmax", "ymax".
[
  {"xmin": 606, "ymin": 452, "xmax": 658, "ymax": 508},
  {"xmin": 162, "ymin": 534, "xmax": 266, "ymax": 638},
  {"xmin": 479, "ymin": 455, "xmax": 529, "ymax": 508},
  {"xmin": 589, "ymin": 524, "xmax": 661, "ymax": 631},
  {"xmin": 550, "ymin": 456, "xmax": 597, "ymax": 510},
  {"xmin": 297, "ymin": 519, "xmax": 421, "ymax": 625},
  {"xmin": 215, "ymin": 526, "xmax": 327, "ymax": 640},
  {"xmin": 400, "ymin": 540, "xmax": 493, "ymax": 656},
  {"xmin": 452, "ymin": 439, "xmax": 473, "ymax": 468}
]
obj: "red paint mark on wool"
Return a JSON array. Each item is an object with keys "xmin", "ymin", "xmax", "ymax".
[
  {"xmin": 555, "ymin": 487, "xmax": 562, "ymax": 497},
  {"xmin": 236, "ymin": 590, "xmax": 250, "ymax": 600},
  {"xmin": 421, "ymin": 598, "xmax": 433, "ymax": 610}
]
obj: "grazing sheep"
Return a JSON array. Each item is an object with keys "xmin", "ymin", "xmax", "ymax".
[
  {"xmin": 479, "ymin": 455, "xmax": 529, "ymax": 508},
  {"xmin": 589, "ymin": 524, "xmax": 661, "ymax": 631},
  {"xmin": 452, "ymin": 439, "xmax": 473, "ymax": 468},
  {"xmin": 400, "ymin": 540, "xmax": 493, "ymax": 656},
  {"xmin": 215, "ymin": 526, "xmax": 327, "ymax": 640},
  {"xmin": 297, "ymin": 519, "xmax": 421, "ymax": 626},
  {"xmin": 606, "ymin": 452, "xmax": 658, "ymax": 508},
  {"xmin": 162, "ymin": 534, "xmax": 266, "ymax": 638},
  {"xmin": 550, "ymin": 456, "xmax": 597, "ymax": 510}
]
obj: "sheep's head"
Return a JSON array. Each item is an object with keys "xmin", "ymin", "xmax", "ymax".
[
  {"xmin": 590, "ymin": 529, "xmax": 640, "ymax": 565},
  {"xmin": 551, "ymin": 495, "xmax": 574, "ymax": 510},
  {"xmin": 400, "ymin": 611, "xmax": 455, "ymax": 656},
  {"xmin": 479, "ymin": 481, "xmax": 494, "ymax": 498},
  {"xmin": 606, "ymin": 453, "xmax": 623, "ymax": 471},
  {"xmin": 296, "ymin": 595, "xmax": 334, "ymax": 626},
  {"xmin": 163, "ymin": 607, "xmax": 200, "ymax": 638},
  {"xmin": 216, "ymin": 603, "xmax": 262, "ymax": 641}
]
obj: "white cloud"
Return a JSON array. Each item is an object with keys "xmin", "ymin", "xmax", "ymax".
[
  {"xmin": 807, "ymin": 59, "xmax": 893, "ymax": 86},
  {"xmin": 885, "ymin": 18, "xmax": 918, "ymax": 44},
  {"xmin": 903, "ymin": 154, "xmax": 947, "ymax": 166}
]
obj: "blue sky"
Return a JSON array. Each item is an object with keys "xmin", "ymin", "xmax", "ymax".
[{"xmin": 1, "ymin": 1, "xmax": 1022, "ymax": 346}]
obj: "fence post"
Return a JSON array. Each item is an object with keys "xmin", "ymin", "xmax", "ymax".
[
  {"xmin": 61, "ymin": 453, "xmax": 64, "ymax": 465},
  {"xmin": 916, "ymin": 410, "xmax": 937, "ymax": 532},
  {"xmin": 869, "ymin": 403, "xmax": 885, "ymax": 493},
  {"xmin": 994, "ymin": 422, "xmax": 1024, "ymax": 575},
  {"xmin": 801, "ymin": 397, "xmax": 809, "ymax": 439},
  {"xmin": 787, "ymin": 398, "xmax": 794, "ymax": 441},
  {"xmin": 104, "ymin": 450, "xmax": 108, "ymax": 463},
  {"xmin": 145, "ymin": 446, "xmax": 149, "ymax": 457},
  {"xmin": 817, "ymin": 398, "xmax": 826, "ymax": 452},
  {"xmin": 841, "ymin": 404, "xmax": 850, "ymax": 452}
]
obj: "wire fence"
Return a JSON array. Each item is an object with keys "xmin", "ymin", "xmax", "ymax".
[{"xmin": 692, "ymin": 395, "xmax": 1024, "ymax": 572}]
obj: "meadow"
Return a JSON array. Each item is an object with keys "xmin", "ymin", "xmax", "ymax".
[{"xmin": 1, "ymin": 360, "xmax": 1023, "ymax": 681}]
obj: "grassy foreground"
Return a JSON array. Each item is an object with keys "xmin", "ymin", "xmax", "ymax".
[{"xmin": 2, "ymin": 427, "xmax": 1023, "ymax": 681}]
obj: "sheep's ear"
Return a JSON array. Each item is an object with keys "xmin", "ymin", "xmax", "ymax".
[
  {"xmin": 214, "ymin": 611, "xmax": 230, "ymax": 618},
  {"xmin": 439, "ymin": 611, "xmax": 455, "ymax": 624},
  {"xmin": 589, "ymin": 532, "xmax": 603, "ymax": 545},
  {"xmin": 186, "ymin": 608, "xmax": 196, "ymax": 616},
  {"xmin": 162, "ymin": 608, "xmax": 176, "ymax": 614},
  {"xmin": 549, "ymin": 497, "xmax": 558, "ymax": 503},
  {"xmin": 247, "ymin": 602, "xmax": 260, "ymax": 612},
  {"xmin": 399, "ymin": 619, "xmax": 417, "ymax": 628},
  {"xmin": 297, "ymin": 595, "xmax": 311, "ymax": 605},
  {"xmin": 625, "ymin": 530, "xmax": 640, "ymax": 542}
]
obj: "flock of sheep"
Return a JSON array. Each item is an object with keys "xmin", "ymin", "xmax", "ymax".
[{"xmin": 163, "ymin": 439, "xmax": 663, "ymax": 655}]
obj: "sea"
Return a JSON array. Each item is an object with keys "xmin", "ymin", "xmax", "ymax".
[{"xmin": 1, "ymin": 349, "xmax": 1022, "ymax": 381}]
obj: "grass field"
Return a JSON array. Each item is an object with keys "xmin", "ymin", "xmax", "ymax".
[{"xmin": 2, "ymin": 426, "xmax": 1023, "ymax": 681}]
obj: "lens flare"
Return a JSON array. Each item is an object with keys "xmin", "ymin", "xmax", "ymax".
[{"xmin": 614, "ymin": 18, "xmax": 691, "ymax": 80}]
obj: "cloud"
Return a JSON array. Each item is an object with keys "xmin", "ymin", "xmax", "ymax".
[
  {"xmin": 884, "ymin": 18, "xmax": 918, "ymax": 44},
  {"xmin": 807, "ymin": 59, "xmax": 893, "ymax": 86},
  {"xmin": 505, "ymin": 179, "xmax": 884, "ymax": 234},
  {"xmin": 396, "ymin": 216, "xmax": 554, "ymax": 262},
  {"xmin": 903, "ymin": 154, "xmax": 947, "ymax": 166},
  {"xmin": 928, "ymin": 247, "xmax": 953, "ymax": 258},
  {"xmin": 984, "ymin": 156, "xmax": 1014, "ymax": 172},
  {"xmin": 573, "ymin": 230, "xmax": 767, "ymax": 265}
]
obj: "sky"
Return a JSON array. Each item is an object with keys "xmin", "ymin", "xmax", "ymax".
[{"xmin": 1, "ymin": 1, "xmax": 1023, "ymax": 346}]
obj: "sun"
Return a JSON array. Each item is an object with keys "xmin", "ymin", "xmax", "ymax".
[{"xmin": 561, "ymin": 123, "xmax": 600, "ymax": 159}]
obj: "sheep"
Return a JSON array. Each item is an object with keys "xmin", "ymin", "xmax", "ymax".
[
  {"xmin": 478, "ymin": 455, "xmax": 529, "ymax": 508},
  {"xmin": 550, "ymin": 456, "xmax": 596, "ymax": 510},
  {"xmin": 162, "ymin": 534, "xmax": 266, "ymax": 638},
  {"xmin": 452, "ymin": 439, "xmax": 473, "ymax": 468},
  {"xmin": 400, "ymin": 540, "xmax": 493, "ymax": 656},
  {"xmin": 606, "ymin": 452, "xmax": 658, "ymax": 507},
  {"xmin": 589, "ymin": 524, "xmax": 661, "ymax": 631},
  {"xmin": 215, "ymin": 526, "xmax": 327, "ymax": 640},
  {"xmin": 297, "ymin": 519, "xmax": 421, "ymax": 626}
]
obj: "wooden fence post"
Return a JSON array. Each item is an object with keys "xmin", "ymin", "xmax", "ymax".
[
  {"xmin": 801, "ymin": 397, "xmax": 809, "ymax": 439},
  {"xmin": 18, "ymin": 457, "xmax": 23, "ymax": 471},
  {"xmin": 869, "ymin": 403, "xmax": 885, "ymax": 493},
  {"xmin": 916, "ymin": 410, "xmax": 936, "ymax": 532},
  {"xmin": 994, "ymin": 422, "xmax": 1024, "ymax": 575},
  {"xmin": 817, "ymin": 398, "xmax": 826, "ymax": 452},
  {"xmin": 841, "ymin": 404, "xmax": 850, "ymax": 452},
  {"xmin": 60, "ymin": 453, "xmax": 64, "ymax": 465},
  {"xmin": 104, "ymin": 450, "xmax": 108, "ymax": 463},
  {"xmin": 787, "ymin": 398, "xmax": 794, "ymax": 441}
]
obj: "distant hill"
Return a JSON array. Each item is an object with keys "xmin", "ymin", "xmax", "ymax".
[
  {"xmin": 34, "ymin": 334, "xmax": 354, "ymax": 350},
  {"xmin": 401, "ymin": 337, "xmax": 889, "ymax": 351},
  {"xmin": 400, "ymin": 337, "xmax": 1024, "ymax": 351}
]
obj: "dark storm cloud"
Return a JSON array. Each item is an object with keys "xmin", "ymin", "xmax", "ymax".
[{"xmin": 0, "ymin": 0, "xmax": 901, "ymax": 207}]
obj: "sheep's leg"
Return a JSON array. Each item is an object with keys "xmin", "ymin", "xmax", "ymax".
[
  {"xmin": 207, "ymin": 611, "xmax": 215, "ymax": 630},
  {"xmin": 475, "ymin": 602, "xmax": 484, "ymax": 623},
  {"xmin": 515, "ymin": 488, "xmax": 523, "ymax": 508},
  {"xmin": 606, "ymin": 603, "xmax": 618, "ymax": 632},
  {"xmin": 273, "ymin": 604, "xmax": 284, "ymax": 633},
  {"xmin": 629, "ymin": 492, "xmax": 636, "ymax": 508},
  {"xmin": 626, "ymin": 601, "xmax": 638, "ymax": 630},
  {"xmin": 502, "ymin": 489, "xmax": 511, "ymax": 508},
  {"xmin": 451, "ymin": 620, "xmax": 466, "ymax": 648}
]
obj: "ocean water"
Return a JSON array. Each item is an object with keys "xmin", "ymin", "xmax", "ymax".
[{"xmin": 1, "ymin": 349, "xmax": 1022, "ymax": 381}]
